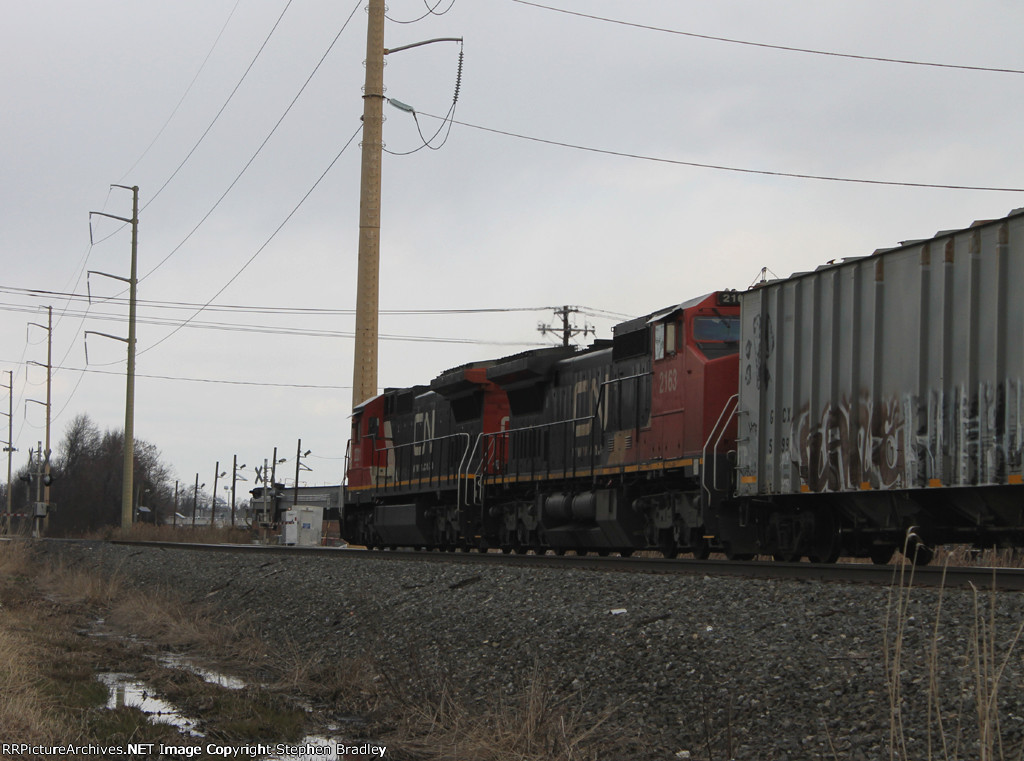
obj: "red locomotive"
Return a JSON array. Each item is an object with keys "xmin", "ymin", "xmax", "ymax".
[{"xmin": 343, "ymin": 291, "xmax": 745, "ymax": 558}]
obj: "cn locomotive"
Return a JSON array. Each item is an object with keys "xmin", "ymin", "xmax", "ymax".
[{"xmin": 342, "ymin": 208, "xmax": 1024, "ymax": 564}]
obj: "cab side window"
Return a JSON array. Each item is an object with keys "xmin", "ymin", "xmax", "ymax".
[{"xmin": 654, "ymin": 323, "xmax": 666, "ymax": 360}]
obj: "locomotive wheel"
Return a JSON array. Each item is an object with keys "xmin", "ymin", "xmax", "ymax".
[
  {"xmin": 724, "ymin": 546, "xmax": 754, "ymax": 561},
  {"xmin": 687, "ymin": 531, "xmax": 711, "ymax": 560},
  {"xmin": 870, "ymin": 546, "xmax": 895, "ymax": 565},
  {"xmin": 808, "ymin": 550, "xmax": 839, "ymax": 564},
  {"xmin": 659, "ymin": 529, "xmax": 679, "ymax": 559}
]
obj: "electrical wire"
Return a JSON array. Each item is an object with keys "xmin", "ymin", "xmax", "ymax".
[
  {"xmin": 137, "ymin": 123, "xmax": 364, "ymax": 358},
  {"xmin": 140, "ymin": 0, "xmax": 363, "ymax": 284},
  {"xmin": 0, "ymin": 288, "xmax": 553, "ymax": 317},
  {"xmin": 142, "ymin": 0, "xmax": 296, "ymax": 214},
  {"xmin": 117, "ymin": 0, "xmax": 244, "ymax": 183},
  {"xmin": 510, "ymin": 0, "xmax": 1024, "ymax": 76},
  {"xmin": 3, "ymin": 305, "xmax": 551, "ymax": 346},
  {"xmin": 416, "ymin": 111, "xmax": 1024, "ymax": 192},
  {"xmin": 384, "ymin": 42, "xmax": 463, "ymax": 155},
  {"xmin": 87, "ymin": 1, "xmax": 294, "ymax": 249},
  {"xmin": 1, "ymin": 358, "xmax": 347, "ymax": 390},
  {"xmin": 386, "ymin": 0, "xmax": 456, "ymax": 24}
]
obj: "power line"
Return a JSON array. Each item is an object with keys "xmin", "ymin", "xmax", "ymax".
[
  {"xmin": 1, "ymin": 305, "xmax": 551, "ymax": 346},
  {"xmin": 0, "ymin": 359, "xmax": 348, "ymax": 390},
  {"xmin": 139, "ymin": 123, "xmax": 359, "ymax": 358},
  {"xmin": 140, "ymin": 0, "xmax": 363, "ymax": 284},
  {"xmin": 510, "ymin": 0, "xmax": 1024, "ymax": 76},
  {"xmin": 0, "ymin": 288, "xmax": 555, "ymax": 317},
  {"xmin": 418, "ymin": 111, "xmax": 1024, "ymax": 192},
  {"xmin": 142, "ymin": 0, "xmax": 296, "ymax": 213},
  {"xmin": 117, "ymin": 0, "xmax": 244, "ymax": 183},
  {"xmin": 387, "ymin": 0, "xmax": 457, "ymax": 24}
]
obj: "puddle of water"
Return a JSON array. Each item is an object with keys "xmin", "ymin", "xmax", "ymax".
[
  {"xmin": 158, "ymin": 653, "xmax": 246, "ymax": 690},
  {"xmin": 96, "ymin": 672, "xmax": 203, "ymax": 737}
]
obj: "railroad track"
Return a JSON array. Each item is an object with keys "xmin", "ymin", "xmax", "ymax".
[{"xmin": 106, "ymin": 539, "xmax": 1024, "ymax": 591}]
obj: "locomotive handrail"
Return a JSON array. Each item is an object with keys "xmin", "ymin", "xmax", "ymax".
[
  {"xmin": 473, "ymin": 370, "xmax": 654, "ymax": 494},
  {"xmin": 463, "ymin": 433, "xmax": 486, "ymax": 508},
  {"xmin": 370, "ymin": 432, "xmax": 471, "ymax": 495},
  {"xmin": 597, "ymin": 370, "xmax": 652, "ymax": 444},
  {"xmin": 701, "ymin": 393, "xmax": 739, "ymax": 505},
  {"xmin": 342, "ymin": 438, "xmax": 352, "ymax": 491}
]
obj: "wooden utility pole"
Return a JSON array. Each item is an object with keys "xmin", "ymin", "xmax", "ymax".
[
  {"xmin": 539, "ymin": 306, "xmax": 594, "ymax": 347},
  {"xmin": 211, "ymin": 461, "xmax": 225, "ymax": 527},
  {"xmin": 230, "ymin": 454, "xmax": 245, "ymax": 527},
  {"xmin": 191, "ymin": 473, "xmax": 201, "ymax": 528},
  {"xmin": 351, "ymin": 0, "xmax": 386, "ymax": 409}
]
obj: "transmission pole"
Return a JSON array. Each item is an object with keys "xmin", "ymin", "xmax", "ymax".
[
  {"xmin": 27, "ymin": 306, "xmax": 53, "ymax": 507},
  {"xmin": 88, "ymin": 184, "xmax": 139, "ymax": 531},
  {"xmin": 351, "ymin": 0, "xmax": 386, "ymax": 409},
  {"xmin": 1, "ymin": 371, "xmax": 13, "ymax": 535}
]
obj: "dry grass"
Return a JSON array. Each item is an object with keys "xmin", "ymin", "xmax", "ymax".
[
  {"xmin": 0, "ymin": 619, "xmax": 73, "ymax": 745},
  {"xmin": 932, "ymin": 546, "xmax": 1024, "ymax": 569},
  {"xmin": 884, "ymin": 537, "xmax": 1024, "ymax": 761},
  {"xmin": 374, "ymin": 659, "xmax": 615, "ymax": 761},
  {"xmin": 0, "ymin": 537, "xmax": 33, "ymax": 577},
  {"xmin": 0, "ymin": 540, "xmax": 90, "ymax": 746}
]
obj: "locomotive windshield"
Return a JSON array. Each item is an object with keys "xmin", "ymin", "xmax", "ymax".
[{"xmin": 693, "ymin": 316, "xmax": 740, "ymax": 358}]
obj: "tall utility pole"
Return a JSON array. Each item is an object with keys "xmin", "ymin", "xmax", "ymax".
[
  {"xmin": 230, "ymin": 455, "xmax": 246, "ymax": 527},
  {"xmin": 292, "ymin": 439, "xmax": 311, "ymax": 508},
  {"xmin": 2, "ymin": 371, "xmax": 13, "ymax": 535},
  {"xmin": 191, "ymin": 474, "xmax": 203, "ymax": 528},
  {"xmin": 211, "ymin": 462, "xmax": 226, "ymax": 527},
  {"xmin": 27, "ymin": 306, "xmax": 53, "ymax": 507},
  {"xmin": 88, "ymin": 184, "xmax": 139, "ymax": 531},
  {"xmin": 351, "ymin": 0, "xmax": 386, "ymax": 409},
  {"xmin": 29, "ymin": 443, "xmax": 45, "ymax": 538}
]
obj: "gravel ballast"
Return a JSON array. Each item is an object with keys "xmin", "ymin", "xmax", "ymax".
[{"xmin": 36, "ymin": 541, "xmax": 1024, "ymax": 759}]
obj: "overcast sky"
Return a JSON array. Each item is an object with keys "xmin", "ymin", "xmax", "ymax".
[{"xmin": 2, "ymin": 0, "xmax": 1022, "ymax": 502}]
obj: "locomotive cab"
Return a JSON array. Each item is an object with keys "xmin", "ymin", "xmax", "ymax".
[{"xmin": 645, "ymin": 291, "xmax": 741, "ymax": 463}]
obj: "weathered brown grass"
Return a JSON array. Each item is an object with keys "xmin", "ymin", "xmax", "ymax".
[
  {"xmin": 375, "ymin": 659, "xmax": 615, "ymax": 761},
  {"xmin": 884, "ymin": 536, "xmax": 1024, "ymax": 761},
  {"xmin": 0, "ymin": 541, "xmax": 77, "ymax": 746},
  {"xmin": 0, "ymin": 537, "xmax": 33, "ymax": 577},
  {"xmin": 0, "ymin": 619, "xmax": 67, "ymax": 745}
]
